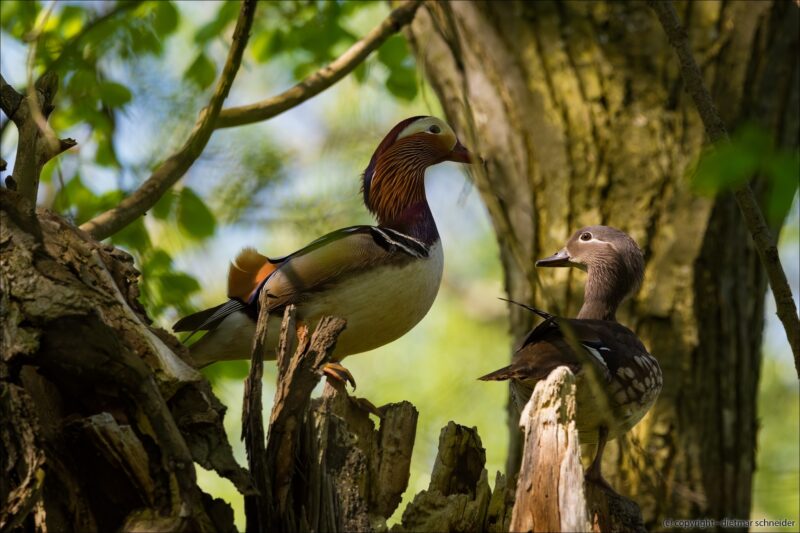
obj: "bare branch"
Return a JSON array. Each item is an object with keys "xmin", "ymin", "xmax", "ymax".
[
  {"xmin": 79, "ymin": 0, "xmax": 258, "ymax": 240},
  {"xmin": 649, "ymin": 0, "xmax": 800, "ymax": 373},
  {"xmin": 214, "ymin": 0, "xmax": 423, "ymax": 129},
  {"xmin": 0, "ymin": 75, "xmax": 23, "ymax": 118},
  {"xmin": 1, "ymin": 72, "xmax": 75, "ymax": 202}
]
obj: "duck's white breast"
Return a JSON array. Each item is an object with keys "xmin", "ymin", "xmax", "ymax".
[{"xmin": 301, "ymin": 240, "xmax": 444, "ymax": 358}]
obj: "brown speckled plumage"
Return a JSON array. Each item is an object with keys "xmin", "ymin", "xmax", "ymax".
[{"xmin": 479, "ymin": 226, "xmax": 662, "ymax": 486}]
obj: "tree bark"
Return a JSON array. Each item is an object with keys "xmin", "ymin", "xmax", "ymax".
[
  {"xmin": 407, "ymin": 0, "xmax": 798, "ymax": 528},
  {"xmin": 1, "ymin": 190, "xmax": 252, "ymax": 531}
]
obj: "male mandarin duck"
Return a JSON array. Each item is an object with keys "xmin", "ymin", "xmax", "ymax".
[
  {"xmin": 174, "ymin": 116, "xmax": 477, "ymax": 383},
  {"xmin": 480, "ymin": 226, "xmax": 662, "ymax": 487}
]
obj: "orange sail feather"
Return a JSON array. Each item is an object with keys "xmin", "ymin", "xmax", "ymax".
[{"xmin": 227, "ymin": 247, "xmax": 278, "ymax": 301}]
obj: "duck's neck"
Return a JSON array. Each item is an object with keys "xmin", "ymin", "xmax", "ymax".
[
  {"xmin": 366, "ymin": 145, "xmax": 440, "ymax": 246},
  {"xmin": 383, "ymin": 200, "xmax": 439, "ymax": 245},
  {"xmin": 577, "ymin": 265, "xmax": 627, "ymax": 321}
]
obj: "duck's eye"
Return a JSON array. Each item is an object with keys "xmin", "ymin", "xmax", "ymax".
[
  {"xmin": 428, "ymin": 125, "xmax": 441, "ymax": 134},
  {"xmin": 580, "ymin": 232, "xmax": 592, "ymax": 242}
]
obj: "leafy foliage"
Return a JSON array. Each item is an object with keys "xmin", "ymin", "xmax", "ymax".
[
  {"xmin": 1, "ymin": 0, "xmax": 420, "ymax": 325},
  {"xmin": 691, "ymin": 124, "xmax": 800, "ymax": 224}
]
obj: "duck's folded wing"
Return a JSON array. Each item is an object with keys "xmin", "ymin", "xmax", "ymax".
[
  {"xmin": 479, "ymin": 339, "xmax": 582, "ymax": 383},
  {"xmin": 254, "ymin": 225, "xmax": 430, "ymax": 311},
  {"xmin": 173, "ymin": 225, "xmax": 428, "ymax": 337},
  {"xmin": 479, "ymin": 317, "xmax": 614, "ymax": 383}
]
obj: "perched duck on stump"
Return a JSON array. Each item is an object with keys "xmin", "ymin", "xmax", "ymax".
[
  {"xmin": 174, "ymin": 116, "xmax": 477, "ymax": 386},
  {"xmin": 480, "ymin": 226, "xmax": 662, "ymax": 487}
]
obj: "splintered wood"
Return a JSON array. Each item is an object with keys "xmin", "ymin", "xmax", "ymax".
[
  {"xmin": 511, "ymin": 366, "xmax": 588, "ymax": 532},
  {"xmin": 242, "ymin": 307, "xmax": 420, "ymax": 533},
  {"xmin": 510, "ymin": 366, "xmax": 646, "ymax": 533}
]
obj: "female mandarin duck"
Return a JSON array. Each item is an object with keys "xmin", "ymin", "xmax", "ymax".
[
  {"xmin": 480, "ymin": 226, "xmax": 662, "ymax": 487},
  {"xmin": 174, "ymin": 116, "xmax": 476, "ymax": 384}
]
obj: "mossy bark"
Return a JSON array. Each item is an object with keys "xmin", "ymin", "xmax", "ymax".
[{"xmin": 407, "ymin": 0, "xmax": 798, "ymax": 528}]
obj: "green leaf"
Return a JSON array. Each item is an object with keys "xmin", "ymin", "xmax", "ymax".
[
  {"xmin": 54, "ymin": 174, "xmax": 95, "ymax": 219},
  {"xmin": 377, "ymin": 35, "xmax": 408, "ymax": 68},
  {"xmin": 111, "ymin": 217, "xmax": 151, "ymax": 252},
  {"xmin": 98, "ymin": 81, "xmax": 132, "ymax": 107},
  {"xmin": 144, "ymin": 249, "xmax": 173, "ymax": 274},
  {"xmin": 95, "ymin": 135, "xmax": 119, "ymax": 167},
  {"xmin": 152, "ymin": 1, "xmax": 179, "ymax": 37},
  {"xmin": 353, "ymin": 61, "xmax": 367, "ymax": 83},
  {"xmin": 159, "ymin": 272, "xmax": 201, "ymax": 297},
  {"xmin": 692, "ymin": 144, "xmax": 755, "ymax": 196},
  {"xmin": 185, "ymin": 52, "xmax": 216, "ymax": 89},
  {"xmin": 765, "ymin": 151, "xmax": 800, "ymax": 224},
  {"xmin": 194, "ymin": 0, "xmax": 239, "ymax": 44},
  {"xmin": 58, "ymin": 5, "xmax": 86, "ymax": 39},
  {"xmin": 386, "ymin": 66, "xmax": 418, "ymax": 101},
  {"xmin": 177, "ymin": 187, "xmax": 216, "ymax": 239},
  {"xmin": 1, "ymin": 1, "xmax": 40, "ymax": 40},
  {"xmin": 151, "ymin": 190, "xmax": 175, "ymax": 220}
]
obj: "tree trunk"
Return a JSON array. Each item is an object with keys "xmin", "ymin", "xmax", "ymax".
[
  {"xmin": 1, "ymin": 190, "xmax": 252, "ymax": 532},
  {"xmin": 407, "ymin": 0, "xmax": 798, "ymax": 528}
]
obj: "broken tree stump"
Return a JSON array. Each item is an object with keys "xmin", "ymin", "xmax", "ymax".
[
  {"xmin": 394, "ymin": 422, "xmax": 515, "ymax": 533},
  {"xmin": 510, "ymin": 366, "xmax": 646, "ymax": 533},
  {"xmin": 242, "ymin": 306, "xmax": 419, "ymax": 533}
]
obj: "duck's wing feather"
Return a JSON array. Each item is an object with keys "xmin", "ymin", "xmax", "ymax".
[
  {"xmin": 256, "ymin": 225, "xmax": 430, "ymax": 311},
  {"xmin": 479, "ymin": 317, "xmax": 639, "ymax": 384},
  {"xmin": 172, "ymin": 299, "xmax": 247, "ymax": 337},
  {"xmin": 173, "ymin": 225, "xmax": 430, "ymax": 335}
]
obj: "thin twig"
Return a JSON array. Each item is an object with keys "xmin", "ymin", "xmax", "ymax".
[
  {"xmin": 79, "ymin": 0, "xmax": 257, "ymax": 240},
  {"xmin": 648, "ymin": 0, "xmax": 800, "ymax": 374},
  {"xmin": 214, "ymin": 0, "xmax": 423, "ymax": 129}
]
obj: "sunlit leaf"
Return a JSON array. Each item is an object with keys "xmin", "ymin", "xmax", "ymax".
[
  {"xmin": 249, "ymin": 31, "xmax": 272, "ymax": 62},
  {"xmin": 0, "ymin": 1, "xmax": 40, "ymax": 39},
  {"xmin": 185, "ymin": 52, "xmax": 216, "ymax": 89},
  {"xmin": 58, "ymin": 5, "xmax": 85, "ymax": 39},
  {"xmin": 177, "ymin": 187, "xmax": 216, "ymax": 239}
]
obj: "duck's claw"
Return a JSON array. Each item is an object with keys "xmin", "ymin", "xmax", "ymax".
[
  {"xmin": 322, "ymin": 362, "xmax": 357, "ymax": 390},
  {"xmin": 353, "ymin": 397, "xmax": 384, "ymax": 418}
]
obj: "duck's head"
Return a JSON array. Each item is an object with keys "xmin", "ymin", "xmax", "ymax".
[
  {"xmin": 362, "ymin": 116, "xmax": 476, "ymax": 225},
  {"xmin": 536, "ymin": 225, "xmax": 644, "ymax": 320}
]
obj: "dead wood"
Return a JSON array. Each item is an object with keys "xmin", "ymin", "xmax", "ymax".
[{"xmin": 510, "ymin": 366, "xmax": 645, "ymax": 533}]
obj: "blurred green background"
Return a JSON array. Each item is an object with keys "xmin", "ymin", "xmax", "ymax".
[{"xmin": 1, "ymin": 1, "xmax": 797, "ymax": 530}]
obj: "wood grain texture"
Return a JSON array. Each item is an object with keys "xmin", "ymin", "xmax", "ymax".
[
  {"xmin": 0, "ymin": 189, "xmax": 247, "ymax": 532},
  {"xmin": 511, "ymin": 366, "xmax": 587, "ymax": 532}
]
